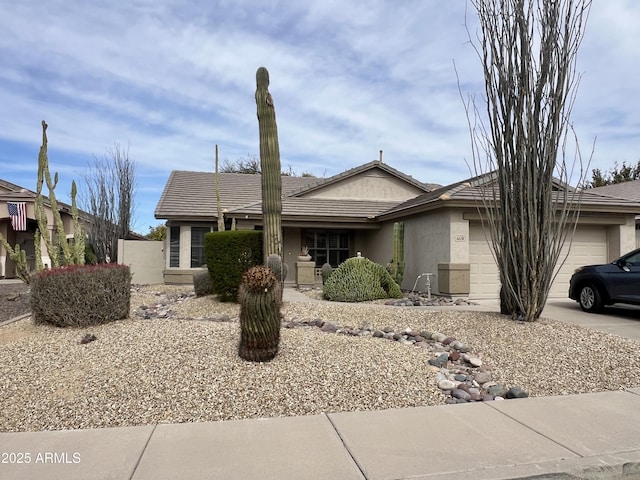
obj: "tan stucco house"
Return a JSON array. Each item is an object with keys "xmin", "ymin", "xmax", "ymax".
[
  {"xmin": 154, "ymin": 161, "xmax": 640, "ymax": 299},
  {"xmin": 0, "ymin": 178, "xmax": 90, "ymax": 278},
  {"xmin": 588, "ymin": 179, "xmax": 640, "ymax": 248}
]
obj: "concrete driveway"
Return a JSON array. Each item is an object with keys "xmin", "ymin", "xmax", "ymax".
[{"xmin": 542, "ymin": 298, "xmax": 640, "ymax": 341}]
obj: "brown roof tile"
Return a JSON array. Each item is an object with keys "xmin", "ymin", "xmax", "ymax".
[
  {"xmin": 154, "ymin": 171, "xmax": 316, "ymax": 220},
  {"xmin": 588, "ymin": 180, "xmax": 640, "ymax": 202},
  {"xmin": 378, "ymin": 172, "xmax": 640, "ymax": 219},
  {"xmin": 232, "ymin": 197, "xmax": 399, "ymax": 222}
]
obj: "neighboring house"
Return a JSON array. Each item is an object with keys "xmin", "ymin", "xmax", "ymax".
[
  {"xmin": 587, "ymin": 180, "xmax": 640, "ymax": 248},
  {"xmin": 154, "ymin": 161, "xmax": 640, "ymax": 298},
  {"xmin": 0, "ymin": 178, "xmax": 91, "ymax": 278}
]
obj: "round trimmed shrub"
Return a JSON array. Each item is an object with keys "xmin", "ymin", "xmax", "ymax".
[
  {"xmin": 323, "ymin": 257, "xmax": 403, "ymax": 302},
  {"xmin": 193, "ymin": 270, "xmax": 213, "ymax": 297},
  {"xmin": 31, "ymin": 263, "xmax": 131, "ymax": 327}
]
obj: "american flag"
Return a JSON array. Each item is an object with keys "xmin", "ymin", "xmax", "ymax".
[{"xmin": 7, "ymin": 202, "xmax": 27, "ymax": 231}]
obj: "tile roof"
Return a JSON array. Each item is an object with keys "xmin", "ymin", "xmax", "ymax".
[
  {"xmin": 0, "ymin": 178, "xmax": 81, "ymax": 216},
  {"xmin": 154, "ymin": 171, "xmax": 316, "ymax": 220},
  {"xmin": 0, "ymin": 178, "xmax": 32, "ymax": 194},
  {"xmin": 154, "ymin": 162, "xmax": 440, "ymax": 221},
  {"xmin": 588, "ymin": 180, "xmax": 640, "ymax": 202},
  {"xmin": 232, "ymin": 197, "xmax": 399, "ymax": 222},
  {"xmin": 155, "ymin": 168, "xmax": 640, "ymax": 224},
  {"xmin": 378, "ymin": 172, "xmax": 640, "ymax": 219}
]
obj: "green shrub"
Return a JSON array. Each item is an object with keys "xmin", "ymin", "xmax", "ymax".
[
  {"xmin": 31, "ymin": 263, "xmax": 131, "ymax": 327},
  {"xmin": 323, "ymin": 257, "xmax": 403, "ymax": 302},
  {"xmin": 205, "ymin": 230, "xmax": 263, "ymax": 302},
  {"xmin": 193, "ymin": 269, "xmax": 213, "ymax": 297}
]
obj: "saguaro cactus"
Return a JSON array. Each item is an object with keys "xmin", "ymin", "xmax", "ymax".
[
  {"xmin": 255, "ymin": 67, "xmax": 283, "ymax": 262},
  {"xmin": 388, "ymin": 222, "xmax": 405, "ymax": 286},
  {"xmin": 267, "ymin": 253, "xmax": 287, "ymax": 283},
  {"xmin": 238, "ymin": 265, "xmax": 282, "ymax": 362},
  {"xmin": 214, "ymin": 144, "xmax": 225, "ymax": 232}
]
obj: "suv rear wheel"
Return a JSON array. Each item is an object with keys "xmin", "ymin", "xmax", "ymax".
[{"xmin": 578, "ymin": 284, "xmax": 603, "ymax": 313}]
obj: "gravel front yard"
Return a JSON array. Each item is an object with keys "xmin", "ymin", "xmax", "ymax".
[{"xmin": 1, "ymin": 285, "xmax": 639, "ymax": 433}]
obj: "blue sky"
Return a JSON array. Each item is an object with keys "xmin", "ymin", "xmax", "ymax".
[{"xmin": 1, "ymin": 1, "xmax": 639, "ymax": 234}]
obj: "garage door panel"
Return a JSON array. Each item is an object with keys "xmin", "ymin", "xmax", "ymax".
[
  {"xmin": 469, "ymin": 223, "xmax": 607, "ymax": 299},
  {"xmin": 469, "ymin": 225, "xmax": 500, "ymax": 297}
]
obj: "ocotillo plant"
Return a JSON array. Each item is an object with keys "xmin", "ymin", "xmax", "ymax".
[
  {"xmin": 238, "ymin": 265, "xmax": 282, "ymax": 362},
  {"xmin": 388, "ymin": 221, "xmax": 405, "ymax": 286},
  {"xmin": 255, "ymin": 67, "xmax": 283, "ymax": 262}
]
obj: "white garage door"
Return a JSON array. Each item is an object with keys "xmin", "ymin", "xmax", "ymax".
[{"xmin": 469, "ymin": 223, "xmax": 608, "ymax": 299}]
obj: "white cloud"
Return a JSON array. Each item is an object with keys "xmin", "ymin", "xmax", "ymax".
[{"xmin": 1, "ymin": 0, "xmax": 639, "ymax": 231}]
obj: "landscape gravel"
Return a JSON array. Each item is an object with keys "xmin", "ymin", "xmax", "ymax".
[{"xmin": 1, "ymin": 285, "xmax": 639, "ymax": 433}]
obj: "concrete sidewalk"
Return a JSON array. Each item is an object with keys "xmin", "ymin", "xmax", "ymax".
[{"xmin": 1, "ymin": 389, "xmax": 640, "ymax": 479}]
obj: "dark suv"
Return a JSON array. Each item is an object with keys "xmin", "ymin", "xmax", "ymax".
[{"xmin": 569, "ymin": 248, "xmax": 640, "ymax": 312}]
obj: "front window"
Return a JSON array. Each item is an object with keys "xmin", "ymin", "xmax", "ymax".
[
  {"xmin": 169, "ymin": 226, "xmax": 180, "ymax": 267},
  {"xmin": 191, "ymin": 226, "xmax": 211, "ymax": 268},
  {"xmin": 304, "ymin": 230, "xmax": 350, "ymax": 267}
]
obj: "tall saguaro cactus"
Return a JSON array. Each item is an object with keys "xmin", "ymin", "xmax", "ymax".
[{"xmin": 255, "ymin": 67, "xmax": 283, "ymax": 262}]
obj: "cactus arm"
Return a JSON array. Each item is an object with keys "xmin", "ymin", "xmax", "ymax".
[
  {"xmin": 255, "ymin": 67, "xmax": 283, "ymax": 261},
  {"xmin": 33, "ymin": 121, "xmax": 84, "ymax": 268},
  {"xmin": 34, "ymin": 230, "xmax": 43, "ymax": 271},
  {"xmin": 70, "ymin": 180, "xmax": 85, "ymax": 265},
  {"xmin": 35, "ymin": 120, "xmax": 72, "ymax": 266},
  {"xmin": 34, "ymin": 122, "xmax": 56, "ymax": 267},
  {"xmin": 390, "ymin": 222, "xmax": 405, "ymax": 286},
  {"xmin": 0, "ymin": 233, "xmax": 31, "ymax": 283},
  {"xmin": 215, "ymin": 144, "xmax": 225, "ymax": 232}
]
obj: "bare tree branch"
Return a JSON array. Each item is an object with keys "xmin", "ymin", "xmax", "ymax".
[{"xmin": 80, "ymin": 143, "xmax": 136, "ymax": 263}]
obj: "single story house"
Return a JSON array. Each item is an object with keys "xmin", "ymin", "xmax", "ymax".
[
  {"xmin": 0, "ymin": 178, "xmax": 90, "ymax": 278},
  {"xmin": 154, "ymin": 160, "xmax": 640, "ymax": 299}
]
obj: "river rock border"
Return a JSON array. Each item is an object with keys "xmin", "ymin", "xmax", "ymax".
[
  {"xmin": 385, "ymin": 293, "xmax": 479, "ymax": 307},
  {"xmin": 133, "ymin": 290, "xmax": 529, "ymax": 405},
  {"xmin": 284, "ymin": 318, "xmax": 529, "ymax": 403}
]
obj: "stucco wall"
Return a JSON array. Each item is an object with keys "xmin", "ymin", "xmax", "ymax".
[
  {"xmin": 283, "ymin": 227, "xmax": 300, "ymax": 284},
  {"xmin": 0, "ymin": 221, "xmax": 9, "ymax": 277},
  {"xmin": 356, "ymin": 224, "xmax": 393, "ymax": 266},
  {"xmin": 404, "ymin": 210, "xmax": 460, "ymax": 293},
  {"xmin": 607, "ymin": 216, "xmax": 637, "ymax": 259},
  {"xmin": 118, "ymin": 239, "xmax": 164, "ymax": 284},
  {"xmin": 301, "ymin": 171, "xmax": 424, "ymax": 202}
]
